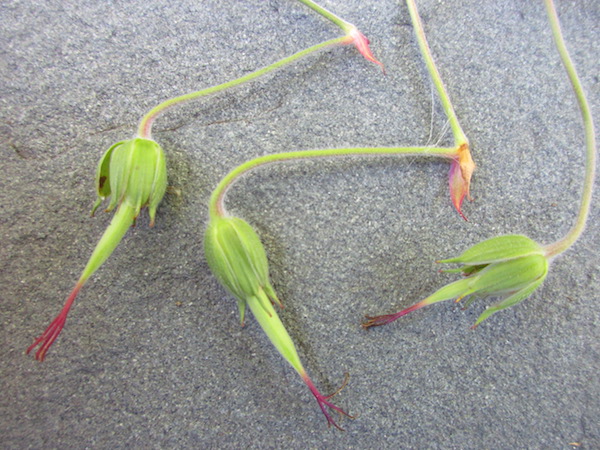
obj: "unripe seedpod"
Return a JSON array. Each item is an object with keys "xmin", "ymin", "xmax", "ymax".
[
  {"xmin": 27, "ymin": 137, "xmax": 168, "ymax": 361},
  {"xmin": 364, "ymin": 234, "xmax": 550, "ymax": 328},
  {"xmin": 92, "ymin": 137, "xmax": 167, "ymax": 225},
  {"xmin": 204, "ymin": 216, "xmax": 281, "ymax": 324},
  {"xmin": 204, "ymin": 215, "xmax": 351, "ymax": 429}
]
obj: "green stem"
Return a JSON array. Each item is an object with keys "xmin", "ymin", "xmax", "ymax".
[
  {"xmin": 209, "ymin": 146, "xmax": 457, "ymax": 218},
  {"xmin": 137, "ymin": 36, "xmax": 347, "ymax": 139},
  {"xmin": 542, "ymin": 0, "xmax": 596, "ymax": 258},
  {"xmin": 296, "ymin": 0, "xmax": 353, "ymax": 33},
  {"xmin": 405, "ymin": 0, "xmax": 468, "ymax": 147}
]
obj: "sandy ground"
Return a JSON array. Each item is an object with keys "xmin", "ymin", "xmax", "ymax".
[{"xmin": 1, "ymin": 0, "xmax": 599, "ymax": 448}]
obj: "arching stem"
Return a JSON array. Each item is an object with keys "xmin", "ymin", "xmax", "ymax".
[
  {"xmin": 405, "ymin": 0, "xmax": 468, "ymax": 148},
  {"xmin": 208, "ymin": 146, "xmax": 457, "ymax": 219},
  {"xmin": 542, "ymin": 0, "xmax": 596, "ymax": 259},
  {"xmin": 137, "ymin": 37, "xmax": 347, "ymax": 139}
]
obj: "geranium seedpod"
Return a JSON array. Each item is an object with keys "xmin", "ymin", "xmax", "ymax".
[
  {"xmin": 27, "ymin": 138, "xmax": 167, "ymax": 361},
  {"xmin": 204, "ymin": 215, "xmax": 351, "ymax": 429},
  {"xmin": 364, "ymin": 235, "xmax": 549, "ymax": 329}
]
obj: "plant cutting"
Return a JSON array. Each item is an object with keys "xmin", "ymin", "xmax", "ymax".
[
  {"xmin": 203, "ymin": 144, "xmax": 462, "ymax": 428},
  {"xmin": 26, "ymin": 4, "xmax": 383, "ymax": 361},
  {"xmin": 204, "ymin": 139, "xmax": 475, "ymax": 428},
  {"xmin": 299, "ymin": 0, "xmax": 475, "ymax": 219},
  {"xmin": 200, "ymin": 0, "xmax": 486, "ymax": 428},
  {"xmin": 27, "ymin": 138, "xmax": 167, "ymax": 361},
  {"xmin": 202, "ymin": 118, "xmax": 473, "ymax": 426},
  {"xmin": 363, "ymin": 0, "xmax": 595, "ymax": 329}
]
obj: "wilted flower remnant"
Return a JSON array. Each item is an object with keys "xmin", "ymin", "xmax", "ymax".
[
  {"xmin": 27, "ymin": 138, "xmax": 167, "ymax": 361},
  {"xmin": 340, "ymin": 24, "xmax": 385, "ymax": 72},
  {"xmin": 296, "ymin": 0, "xmax": 384, "ymax": 71},
  {"xmin": 449, "ymin": 143, "xmax": 475, "ymax": 221}
]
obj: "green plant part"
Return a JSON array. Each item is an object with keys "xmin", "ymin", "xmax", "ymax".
[
  {"xmin": 204, "ymin": 216, "xmax": 281, "ymax": 326},
  {"xmin": 91, "ymin": 138, "xmax": 167, "ymax": 225},
  {"xmin": 25, "ymin": 6, "xmax": 388, "ymax": 362},
  {"xmin": 204, "ymin": 110, "xmax": 478, "ymax": 428},
  {"xmin": 27, "ymin": 138, "xmax": 167, "ymax": 361},
  {"xmin": 203, "ymin": 129, "xmax": 469, "ymax": 429},
  {"xmin": 299, "ymin": 0, "xmax": 476, "ymax": 219},
  {"xmin": 363, "ymin": 235, "xmax": 549, "ymax": 328},
  {"xmin": 137, "ymin": 1, "xmax": 387, "ymax": 141},
  {"xmin": 136, "ymin": 37, "xmax": 348, "ymax": 139},
  {"xmin": 296, "ymin": 0, "xmax": 384, "ymax": 71},
  {"xmin": 404, "ymin": 0, "xmax": 475, "ymax": 219},
  {"xmin": 204, "ymin": 215, "xmax": 352, "ymax": 430},
  {"xmin": 363, "ymin": 0, "xmax": 596, "ymax": 330},
  {"xmin": 299, "ymin": 0, "xmax": 475, "ymax": 219},
  {"xmin": 207, "ymin": 3, "xmax": 481, "ymax": 215},
  {"xmin": 209, "ymin": 145, "xmax": 458, "ymax": 218},
  {"xmin": 200, "ymin": 107, "xmax": 471, "ymax": 429}
]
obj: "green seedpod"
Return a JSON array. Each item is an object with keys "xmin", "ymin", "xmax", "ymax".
[
  {"xmin": 28, "ymin": 137, "xmax": 168, "ymax": 361},
  {"xmin": 364, "ymin": 235, "xmax": 550, "ymax": 329},
  {"xmin": 91, "ymin": 138, "xmax": 167, "ymax": 225},
  {"xmin": 204, "ymin": 214, "xmax": 351, "ymax": 429},
  {"xmin": 204, "ymin": 216, "xmax": 281, "ymax": 324},
  {"xmin": 439, "ymin": 234, "xmax": 544, "ymax": 266}
]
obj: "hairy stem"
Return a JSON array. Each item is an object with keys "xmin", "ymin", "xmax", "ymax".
[
  {"xmin": 296, "ymin": 0, "xmax": 353, "ymax": 33},
  {"xmin": 542, "ymin": 0, "xmax": 596, "ymax": 258},
  {"xmin": 209, "ymin": 146, "xmax": 457, "ymax": 219},
  {"xmin": 137, "ymin": 37, "xmax": 347, "ymax": 139},
  {"xmin": 405, "ymin": 0, "xmax": 468, "ymax": 147}
]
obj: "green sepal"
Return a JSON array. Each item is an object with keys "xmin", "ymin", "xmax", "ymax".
[
  {"xmin": 91, "ymin": 138, "xmax": 167, "ymax": 224},
  {"xmin": 468, "ymin": 254, "xmax": 548, "ymax": 297},
  {"xmin": 473, "ymin": 273, "xmax": 548, "ymax": 327},
  {"xmin": 204, "ymin": 216, "xmax": 278, "ymax": 306},
  {"xmin": 147, "ymin": 141, "xmax": 167, "ymax": 226},
  {"xmin": 237, "ymin": 298, "xmax": 247, "ymax": 326},
  {"xmin": 91, "ymin": 140, "xmax": 126, "ymax": 216},
  {"xmin": 439, "ymin": 235, "xmax": 544, "ymax": 266},
  {"xmin": 263, "ymin": 283, "xmax": 282, "ymax": 308},
  {"xmin": 442, "ymin": 264, "xmax": 487, "ymax": 275}
]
